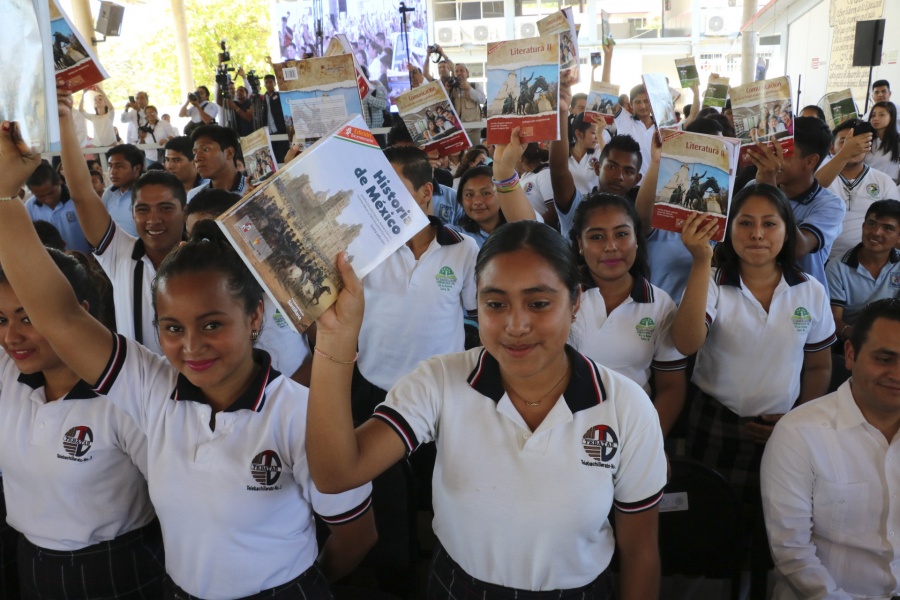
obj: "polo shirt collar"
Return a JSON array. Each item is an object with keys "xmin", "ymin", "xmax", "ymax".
[
  {"xmin": 170, "ymin": 350, "xmax": 281, "ymax": 413},
  {"xmin": 717, "ymin": 265, "xmax": 806, "ymax": 288},
  {"xmin": 838, "ymin": 164, "xmax": 870, "ymax": 190},
  {"xmin": 580, "ymin": 273, "xmax": 654, "ymax": 303},
  {"xmin": 131, "ymin": 238, "xmax": 146, "ymax": 261},
  {"xmin": 790, "ymin": 180, "xmax": 821, "ymax": 206},
  {"xmin": 17, "ymin": 372, "xmax": 98, "ymax": 400},
  {"xmin": 429, "ymin": 216, "xmax": 464, "ymax": 246},
  {"xmin": 467, "ymin": 345, "xmax": 606, "ymax": 414}
]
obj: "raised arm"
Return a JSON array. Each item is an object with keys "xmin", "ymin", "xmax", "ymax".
[
  {"xmin": 680, "ymin": 82, "xmax": 702, "ymax": 130},
  {"xmin": 671, "ymin": 212, "xmax": 718, "ymax": 355},
  {"xmin": 0, "ymin": 122, "xmax": 113, "ymax": 385},
  {"xmin": 635, "ymin": 135, "xmax": 662, "ymax": 227},
  {"xmin": 492, "ymin": 128, "xmax": 538, "ymax": 222},
  {"xmin": 814, "ymin": 131, "xmax": 872, "ymax": 188},
  {"xmin": 549, "ymin": 72, "xmax": 576, "ymax": 213},
  {"xmin": 601, "ymin": 43, "xmax": 613, "ymax": 84}
]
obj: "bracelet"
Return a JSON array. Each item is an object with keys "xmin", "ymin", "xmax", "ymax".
[
  {"xmin": 495, "ymin": 181, "xmax": 521, "ymax": 193},
  {"xmin": 313, "ymin": 346, "xmax": 358, "ymax": 365},
  {"xmin": 492, "ymin": 172, "xmax": 519, "ymax": 187},
  {"xmin": 493, "ymin": 172, "xmax": 520, "ymax": 193},
  {"xmin": 0, "ymin": 195, "xmax": 19, "ymax": 202}
]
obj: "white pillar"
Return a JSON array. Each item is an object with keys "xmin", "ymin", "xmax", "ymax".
[
  {"xmin": 171, "ymin": 0, "xmax": 195, "ymax": 99},
  {"xmin": 741, "ymin": 0, "xmax": 758, "ymax": 85},
  {"xmin": 70, "ymin": 0, "xmax": 96, "ymax": 51}
]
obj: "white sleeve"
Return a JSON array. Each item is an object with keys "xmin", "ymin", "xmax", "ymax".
[
  {"xmin": 371, "ymin": 357, "xmax": 446, "ymax": 455},
  {"xmin": 461, "ymin": 242, "xmax": 478, "ymax": 315},
  {"xmin": 703, "ymin": 271, "xmax": 721, "ymax": 329},
  {"xmin": 651, "ymin": 293, "xmax": 688, "ymax": 370},
  {"xmin": 468, "ymin": 84, "xmax": 486, "ymax": 104},
  {"xmin": 804, "ymin": 279, "xmax": 838, "ymax": 352},
  {"xmin": 121, "ymin": 110, "xmax": 135, "ymax": 124}
]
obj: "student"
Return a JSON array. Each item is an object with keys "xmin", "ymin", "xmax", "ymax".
[
  {"xmin": 516, "ymin": 142, "xmax": 556, "ymax": 226},
  {"xmin": 102, "ymin": 144, "xmax": 144, "ymax": 237},
  {"xmin": 308, "ymin": 220, "xmax": 666, "ymax": 600},
  {"xmin": 568, "ymin": 113, "xmax": 602, "ymax": 195},
  {"xmin": 0, "ymin": 247, "xmax": 163, "ymax": 598},
  {"xmin": 672, "ymin": 183, "xmax": 835, "ymax": 567},
  {"xmin": 568, "ymin": 193, "xmax": 687, "ymax": 436},
  {"xmin": 187, "ymin": 125, "xmax": 247, "ymax": 201},
  {"xmin": 867, "ymin": 101, "xmax": 900, "ymax": 184},
  {"xmin": 163, "ymin": 136, "xmax": 206, "ymax": 194},
  {"xmin": 24, "ymin": 161, "xmax": 92, "ymax": 255},
  {"xmin": 0, "ymin": 121, "xmax": 376, "ymax": 599}
]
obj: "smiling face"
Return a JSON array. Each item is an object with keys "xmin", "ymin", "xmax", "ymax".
[
  {"xmin": 577, "ymin": 205, "xmax": 638, "ymax": 285},
  {"xmin": 846, "ymin": 317, "xmax": 900, "ymax": 422},
  {"xmin": 860, "ymin": 214, "xmax": 900, "ymax": 255},
  {"xmin": 132, "ymin": 184, "xmax": 186, "ymax": 260},
  {"xmin": 730, "ymin": 195, "xmax": 787, "ymax": 268},
  {"xmin": 461, "ymin": 174, "xmax": 500, "ymax": 231},
  {"xmin": 0, "ymin": 282, "xmax": 65, "ymax": 376}
]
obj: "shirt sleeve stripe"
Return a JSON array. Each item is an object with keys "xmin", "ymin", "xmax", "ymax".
[
  {"xmin": 92, "ymin": 220, "xmax": 117, "ymax": 255},
  {"xmin": 704, "ymin": 313, "xmax": 713, "ymax": 331},
  {"xmin": 804, "ymin": 333, "xmax": 837, "ymax": 352},
  {"xmin": 614, "ymin": 488, "xmax": 664, "ymax": 514},
  {"xmin": 798, "ymin": 223, "xmax": 824, "ymax": 252},
  {"xmin": 372, "ymin": 406, "xmax": 420, "ymax": 455},
  {"xmin": 651, "ymin": 358, "xmax": 688, "ymax": 371},
  {"xmin": 317, "ymin": 494, "xmax": 373, "ymax": 525},
  {"xmin": 830, "ymin": 299, "xmax": 847, "ymax": 307},
  {"xmin": 92, "ymin": 333, "xmax": 127, "ymax": 395}
]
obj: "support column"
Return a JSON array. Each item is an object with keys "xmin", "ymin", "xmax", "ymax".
[
  {"xmin": 171, "ymin": 0, "xmax": 195, "ymax": 99},
  {"xmin": 70, "ymin": 0, "xmax": 96, "ymax": 51},
  {"xmin": 741, "ymin": 0, "xmax": 758, "ymax": 85}
]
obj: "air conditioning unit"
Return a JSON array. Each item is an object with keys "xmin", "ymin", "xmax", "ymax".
[
  {"xmin": 521, "ymin": 22, "xmax": 536, "ymax": 37},
  {"xmin": 459, "ymin": 22, "xmax": 505, "ymax": 44},
  {"xmin": 701, "ymin": 8, "xmax": 742, "ymax": 36},
  {"xmin": 474, "ymin": 25, "xmax": 489, "ymax": 41},
  {"xmin": 436, "ymin": 25, "xmax": 459, "ymax": 45}
]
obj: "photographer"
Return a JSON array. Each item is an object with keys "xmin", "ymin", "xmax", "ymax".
[
  {"xmin": 224, "ymin": 81, "xmax": 255, "ymax": 137},
  {"xmin": 178, "ymin": 86, "xmax": 219, "ymax": 135},
  {"xmin": 120, "ymin": 91, "xmax": 148, "ymax": 144},
  {"xmin": 137, "ymin": 105, "xmax": 177, "ymax": 162},
  {"xmin": 423, "ymin": 44, "xmax": 454, "ymax": 85},
  {"xmin": 449, "ymin": 63, "xmax": 485, "ymax": 123}
]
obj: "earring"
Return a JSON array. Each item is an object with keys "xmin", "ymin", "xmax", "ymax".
[
  {"xmin": 250, "ymin": 330, "xmax": 259, "ymax": 341},
  {"xmin": 571, "ymin": 315, "xmax": 577, "ymax": 323},
  {"xmin": 579, "ymin": 249, "xmax": 583, "ymax": 255}
]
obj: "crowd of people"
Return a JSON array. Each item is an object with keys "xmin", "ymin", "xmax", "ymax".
[{"xmin": 0, "ymin": 26, "xmax": 899, "ymax": 600}]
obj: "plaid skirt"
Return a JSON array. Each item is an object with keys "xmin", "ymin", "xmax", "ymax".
[
  {"xmin": 427, "ymin": 544, "xmax": 615, "ymax": 600},
  {"xmin": 163, "ymin": 563, "xmax": 333, "ymax": 600}
]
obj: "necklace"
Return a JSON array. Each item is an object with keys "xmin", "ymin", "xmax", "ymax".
[{"xmin": 504, "ymin": 363, "xmax": 571, "ymax": 408}]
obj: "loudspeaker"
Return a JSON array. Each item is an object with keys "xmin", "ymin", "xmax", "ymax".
[
  {"xmin": 852, "ymin": 19, "xmax": 885, "ymax": 67},
  {"xmin": 95, "ymin": 1, "xmax": 124, "ymax": 37}
]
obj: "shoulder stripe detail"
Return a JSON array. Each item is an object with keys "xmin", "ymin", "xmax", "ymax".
[
  {"xmin": 93, "ymin": 220, "xmax": 117, "ymax": 255},
  {"xmin": 614, "ymin": 488, "xmax": 664, "ymax": 514},
  {"xmin": 578, "ymin": 352, "xmax": 606, "ymax": 404},
  {"xmin": 93, "ymin": 333, "xmax": 127, "ymax": 395},
  {"xmin": 704, "ymin": 313, "xmax": 713, "ymax": 330},
  {"xmin": 317, "ymin": 494, "xmax": 373, "ymax": 525},
  {"xmin": 252, "ymin": 364, "xmax": 272, "ymax": 412},
  {"xmin": 651, "ymin": 358, "xmax": 688, "ymax": 371},
  {"xmin": 804, "ymin": 333, "xmax": 837, "ymax": 352},
  {"xmin": 798, "ymin": 223, "xmax": 824, "ymax": 252},
  {"xmin": 830, "ymin": 299, "xmax": 847, "ymax": 308},
  {"xmin": 466, "ymin": 348, "xmax": 489, "ymax": 388},
  {"xmin": 372, "ymin": 406, "xmax": 420, "ymax": 455}
]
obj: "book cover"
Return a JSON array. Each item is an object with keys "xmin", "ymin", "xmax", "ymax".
[
  {"xmin": 675, "ymin": 58, "xmax": 699, "ymax": 88},
  {"xmin": 274, "ymin": 55, "xmax": 363, "ymax": 144},
  {"xmin": 585, "ymin": 82, "xmax": 619, "ymax": 125},
  {"xmin": 702, "ymin": 75, "xmax": 729, "ymax": 108},
  {"xmin": 48, "ymin": 0, "xmax": 108, "ymax": 93},
  {"xmin": 643, "ymin": 73, "xmax": 677, "ymax": 129},
  {"xmin": 590, "ymin": 52, "xmax": 602, "ymax": 67},
  {"xmin": 217, "ymin": 115, "xmax": 430, "ymax": 333},
  {"xmin": 324, "ymin": 33, "xmax": 371, "ymax": 101},
  {"xmin": 395, "ymin": 80, "xmax": 471, "ymax": 157},
  {"xmin": 652, "ymin": 129, "xmax": 740, "ymax": 242},
  {"xmin": 240, "ymin": 127, "xmax": 279, "ymax": 187},
  {"xmin": 485, "ymin": 36, "xmax": 560, "ymax": 145},
  {"xmin": 601, "ymin": 10, "xmax": 614, "ymax": 46},
  {"xmin": 729, "ymin": 76, "xmax": 794, "ymax": 166},
  {"xmin": 819, "ymin": 89, "xmax": 858, "ymax": 128},
  {"xmin": 537, "ymin": 8, "xmax": 579, "ymax": 83}
]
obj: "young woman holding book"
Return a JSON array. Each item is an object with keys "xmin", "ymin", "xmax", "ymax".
[
  {"xmin": 867, "ymin": 101, "xmax": 900, "ymax": 184},
  {"xmin": 0, "ymin": 120, "xmax": 376, "ymax": 600}
]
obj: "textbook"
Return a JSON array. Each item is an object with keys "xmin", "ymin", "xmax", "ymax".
[
  {"xmin": 240, "ymin": 127, "xmax": 278, "ymax": 187},
  {"xmin": 49, "ymin": 0, "xmax": 108, "ymax": 93},
  {"xmin": 652, "ymin": 129, "xmax": 740, "ymax": 243},
  {"xmin": 702, "ymin": 75, "xmax": 729, "ymax": 108},
  {"xmin": 395, "ymin": 80, "xmax": 471, "ymax": 157},
  {"xmin": 590, "ymin": 52, "xmax": 602, "ymax": 67},
  {"xmin": 729, "ymin": 76, "xmax": 794, "ymax": 166},
  {"xmin": 643, "ymin": 73, "xmax": 677, "ymax": 130},
  {"xmin": 675, "ymin": 58, "xmax": 700, "ymax": 88},
  {"xmin": 217, "ymin": 115, "xmax": 429, "ymax": 333},
  {"xmin": 274, "ymin": 55, "xmax": 363, "ymax": 144},
  {"xmin": 819, "ymin": 89, "xmax": 858, "ymax": 128},
  {"xmin": 324, "ymin": 33, "xmax": 371, "ymax": 101},
  {"xmin": 585, "ymin": 82, "xmax": 619, "ymax": 125},
  {"xmin": 537, "ymin": 8, "xmax": 579, "ymax": 83},
  {"xmin": 485, "ymin": 36, "xmax": 560, "ymax": 145},
  {"xmin": 601, "ymin": 10, "xmax": 614, "ymax": 46}
]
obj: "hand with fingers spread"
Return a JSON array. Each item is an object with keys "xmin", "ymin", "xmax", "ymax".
[
  {"xmin": 0, "ymin": 122, "xmax": 41, "ymax": 198},
  {"xmin": 746, "ymin": 130, "xmax": 784, "ymax": 186},
  {"xmin": 680, "ymin": 211, "xmax": 718, "ymax": 261}
]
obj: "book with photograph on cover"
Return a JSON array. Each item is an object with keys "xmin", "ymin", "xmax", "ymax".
[
  {"xmin": 324, "ymin": 33, "xmax": 371, "ymax": 101},
  {"xmin": 395, "ymin": 80, "xmax": 471, "ymax": 157},
  {"xmin": 240, "ymin": 127, "xmax": 279, "ymax": 187},
  {"xmin": 702, "ymin": 75, "xmax": 729, "ymax": 108},
  {"xmin": 818, "ymin": 89, "xmax": 858, "ymax": 128},
  {"xmin": 730, "ymin": 76, "xmax": 794, "ymax": 166},
  {"xmin": 652, "ymin": 129, "xmax": 740, "ymax": 243},
  {"xmin": 537, "ymin": 7, "xmax": 579, "ymax": 83},
  {"xmin": 48, "ymin": 0, "xmax": 108, "ymax": 93},
  {"xmin": 217, "ymin": 115, "xmax": 429, "ymax": 333},
  {"xmin": 643, "ymin": 73, "xmax": 677, "ymax": 130},
  {"xmin": 675, "ymin": 58, "xmax": 699, "ymax": 88},
  {"xmin": 585, "ymin": 82, "xmax": 619, "ymax": 125}
]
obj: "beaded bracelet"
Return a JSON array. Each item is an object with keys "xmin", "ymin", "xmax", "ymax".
[
  {"xmin": 313, "ymin": 346, "xmax": 358, "ymax": 365},
  {"xmin": 493, "ymin": 172, "xmax": 520, "ymax": 193},
  {"xmin": 0, "ymin": 195, "xmax": 18, "ymax": 202}
]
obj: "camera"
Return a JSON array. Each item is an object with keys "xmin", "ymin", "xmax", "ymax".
[
  {"xmin": 138, "ymin": 123, "xmax": 154, "ymax": 134},
  {"xmin": 246, "ymin": 69, "xmax": 261, "ymax": 95},
  {"xmin": 218, "ymin": 39, "xmax": 231, "ymax": 64},
  {"xmin": 188, "ymin": 92, "xmax": 198, "ymax": 102},
  {"xmin": 215, "ymin": 63, "xmax": 235, "ymax": 91},
  {"xmin": 428, "ymin": 45, "xmax": 439, "ymax": 55},
  {"xmin": 128, "ymin": 95, "xmax": 136, "ymax": 104},
  {"xmin": 445, "ymin": 76, "xmax": 459, "ymax": 89}
]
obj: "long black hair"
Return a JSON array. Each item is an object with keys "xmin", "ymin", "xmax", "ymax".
[
  {"xmin": 869, "ymin": 101, "xmax": 900, "ymax": 163},
  {"xmin": 457, "ymin": 165, "xmax": 503, "ymax": 234}
]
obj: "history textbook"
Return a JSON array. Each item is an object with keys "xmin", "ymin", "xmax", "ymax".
[
  {"xmin": 729, "ymin": 76, "xmax": 794, "ymax": 166},
  {"xmin": 395, "ymin": 80, "xmax": 471, "ymax": 157},
  {"xmin": 585, "ymin": 82, "xmax": 619, "ymax": 125},
  {"xmin": 48, "ymin": 0, "xmax": 108, "ymax": 93},
  {"xmin": 217, "ymin": 115, "xmax": 429, "ymax": 333}
]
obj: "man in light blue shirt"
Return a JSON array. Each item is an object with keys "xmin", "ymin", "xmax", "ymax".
[{"xmin": 101, "ymin": 144, "xmax": 144, "ymax": 238}]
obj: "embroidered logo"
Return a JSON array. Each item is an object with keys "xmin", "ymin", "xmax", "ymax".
[
  {"xmin": 272, "ymin": 309, "xmax": 290, "ymax": 329},
  {"xmin": 248, "ymin": 450, "xmax": 283, "ymax": 491},
  {"xmin": 581, "ymin": 425, "xmax": 618, "ymax": 468},
  {"xmin": 59, "ymin": 426, "xmax": 93, "ymax": 462},
  {"xmin": 66, "ymin": 212, "xmax": 77, "ymax": 223},
  {"xmin": 891, "ymin": 272, "xmax": 900, "ymax": 289},
  {"xmin": 435, "ymin": 266, "xmax": 458, "ymax": 291},
  {"xmin": 867, "ymin": 183, "xmax": 880, "ymax": 198},
  {"xmin": 524, "ymin": 181, "xmax": 534, "ymax": 193},
  {"xmin": 589, "ymin": 157, "xmax": 600, "ymax": 174},
  {"xmin": 791, "ymin": 307, "xmax": 811, "ymax": 332},
  {"xmin": 635, "ymin": 317, "xmax": 656, "ymax": 341}
]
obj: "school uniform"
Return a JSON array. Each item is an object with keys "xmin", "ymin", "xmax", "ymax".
[
  {"xmin": 100, "ymin": 185, "xmax": 139, "ymax": 238},
  {"xmin": 0, "ymin": 354, "xmax": 163, "ymax": 598},
  {"xmin": 373, "ymin": 345, "xmax": 666, "ymax": 595},
  {"xmin": 521, "ymin": 165, "xmax": 554, "ymax": 219},
  {"xmin": 186, "ymin": 172, "xmax": 248, "ymax": 203},
  {"xmin": 432, "ymin": 180, "xmax": 464, "ymax": 227},
  {"xmin": 826, "ymin": 245, "xmax": 900, "ymax": 325},
  {"xmin": 866, "ymin": 139, "xmax": 900, "ymax": 184},
  {"xmin": 646, "ymin": 228, "xmax": 695, "ymax": 305},
  {"xmin": 569, "ymin": 152, "xmax": 600, "ymax": 196},
  {"xmin": 23, "ymin": 185, "xmax": 92, "ymax": 255},
  {"xmin": 612, "ymin": 112, "xmax": 655, "ymax": 177},
  {"xmin": 826, "ymin": 164, "xmax": 897, "ymax": 260},
  {"xmin": 93, "ymin": 335, "xmax": 372, "ymax": 600},
  {"xmin": 570, "ymin": 276, "xmax": 686, "ymax": 393}
]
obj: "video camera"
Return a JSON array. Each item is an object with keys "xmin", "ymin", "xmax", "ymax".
[
  {"xmin": 218, "ymin": 39, "xmax": 231, "ymax": 64},
  {"xmin": 246, "ymin": 69, "xmax": 261, "ymax": 95}
]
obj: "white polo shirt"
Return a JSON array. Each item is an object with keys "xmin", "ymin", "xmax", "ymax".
[
  {"xmin": 826, "ymin": 164, "xmax": 897, "ymax": 260},
  {"xmin": 187, "ymin": 101, "xmax": 220, "ymax": 124},
  {"xmin": 0, "ymin": 355, "xmax": 154, "ymax": 551},
  {"xmin": 258, "ymin": 296, "xmax": 310, "ymax": 378},
  {"xmin": 761, "ymin": 381, "xmax": 900, "ymax": 600},
  {"xmin": 569, "ymin": 151, "xmax": 599, "ymax": 196},
  {"xmin": 93, "ymin": 335, "xmax": 372, "ymax": 599},
  {"xmin": 520, "ymin": 165, "xmax": 553, "ymax": 218},
  {"xmin": 694, "ymin": 267, "xmax": 836, "ymax": 417},
  {"xmin": 613, "ymin": 111, "xmax": 656, "ymax": 177},
  {"xmin": 826, "ymin": 245, "xmax": 900, "ymax": 325},
  {"xmin": 373, "ymin": 346, "xmax": 667, "ymax": 590},
  {"xmin": 570, "ymin": 277, "xmax": 686, "ymax": 393},
  {"xmin": 359, "ymin": 218, "xmax": 478, "ymax": 391}
]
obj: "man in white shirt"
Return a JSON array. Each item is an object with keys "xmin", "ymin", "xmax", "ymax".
[
  {"xmin": 120, "ymin": 91, "xmax": 148, "ymax": 145},
  {"xmin": 178, "ymin": 86, "xmax": 219, "ymax": 131},
  {"xmin": 761, "ymin": 298, "xmax": 900, "ymax": 600}
]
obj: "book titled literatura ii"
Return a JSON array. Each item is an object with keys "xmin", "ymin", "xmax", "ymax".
[
  {"xmin": 729, "ymin": 76, "xmax": 794, "ymax": 166},
  {"xmin": 395, "ymin": 80, "xmax": 471, "ymax": 157},
  {"xmin": 486, "ymin": 36, "xmax": 560, "ymax": 145},
  {"xmin": 217, "ymin": 115, "xmax": 429, "ymax": 333},
  {"xmin": 49, "ymin": 0, "xmax": 107, "ymax": 92},
  {"xmin": 652, "ymin": 129, "xmax": 740, "ymax": 243}
]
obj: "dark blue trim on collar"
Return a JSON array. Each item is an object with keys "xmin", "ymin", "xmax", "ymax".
[
  {"xmin": 170, "ymin": 350, "xmax": 280, "ymax": 413},
  {"xmin": 131, "ymin": 239, "xmax": 146, "ymax": 261},
  {"xmin": 837, "ymin": 164, "xmax": 870, "ymax": 190},
  {"xmin": 630, "ymin": 276, "xmax": 655, "ymax": 303},
  {"xmin": 466, "ymin": 345, "xmax": 606, "ymax": 413},
  {"xmin": 17, "ymin": 372, "xmax": 99, "ymax": 400},
  {"xmin": 790, "ymin": 181, "xmax": 822, "ymax": 206},
  {"xmin": 717, "ymin": 266, "xmax": 807, "ymax": 287},
  {"xmin": 32, "ymin": 184, "xmax": 72, "ymax": 208},
  {"xmin": 429, "ymin": 216, "xmax": 464, "ymax": 245},
  {"xmin": 844, "ymin": 243, "xmax": 900, "ymax": 267}
]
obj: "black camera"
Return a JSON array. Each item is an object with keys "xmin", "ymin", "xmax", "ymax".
[
  {"xmin": 216, "ymin": 63, "xmax": 235, "ymax": 91},
  {"xmin": 246, "ymin": 69, "xmax": 261, "ymax": 95},
  {"xmin": 218, "ymin": 39, "xmax": 231, "ymax": 63},
  {"xmin": 446, "ymin": 76, "xmax": 459, "ymax": 89},
  {"xmin": 428, "ymin": 45, "xmax": 439, "ymax": 55},
  {"xmin": 138, "ymin": 123, "xmax": 154, "ymax": 134},
  {"xmin": 188, "ymin": 92, "xmax": 198, "ymax": 102}
]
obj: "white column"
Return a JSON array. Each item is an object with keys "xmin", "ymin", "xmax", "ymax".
[
  {"xmin": 171, "ymin": 0, "xmax": 195, "ymax": 99},
  {"xmin": 741, "ymin": 0, "xmax": 758, "ymax": 85}
]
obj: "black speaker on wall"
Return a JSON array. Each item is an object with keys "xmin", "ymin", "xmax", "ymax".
[{"xmin": 852, "ymin": 19, "xmax": 885, "ymax": 67}]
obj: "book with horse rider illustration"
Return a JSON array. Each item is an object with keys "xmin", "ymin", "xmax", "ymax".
[
  {"xmin": 485, "ymin": 35, "xmax": 560, "ymax": 145},
  {"xmin": 652, "ymin": 129, "xmax": 740, "ymax": 243},
  {"xmin": 217, "ymin": 115, "xmax": 429, "ymax": 333}
]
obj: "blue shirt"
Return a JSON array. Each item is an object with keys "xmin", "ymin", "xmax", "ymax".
[
  {"xmin": 432, "ymin": 182, "xmax": 463, "ymax": 226},
  {"xmin": 646, "ymin": 228, "xmax": 695, "ymax": 305},
  {"xmin": 100, "ymin": 186, "xmax": 138, "ymax": 238},
  {"xmin": 24, "ymin": 186, "xmax": 91, "ymax": 255},
  {"xmin": 826, "ymin": 245, "xmax": 900, "ymax": 324}
]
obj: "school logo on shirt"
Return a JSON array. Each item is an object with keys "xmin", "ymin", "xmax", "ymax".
[
  {"xmin": 66, "ymin": 211, "xmax": 77, "ymax": 223},
  {"xmin": 524, "ymin": 181, "xmax": 534, "ymax": 193},
  {"xmin": 867, "ymin": 183, "xmax": 881, "ymax": 198},
  {"xmin": 635, "ymin": 317, "xmax": 656, "ymax": 341},
  {"xmin": 272, "ymin": 309, "xmax": 290, "ymax": 329},
  {"xmin": 891, "ymin": 272, "xmax": 900, "ymax": 289},
  {"xmin": 248, "ymin": 450, "xmax": 283, "ymax": 491},
  {"xmin": 59, "ymin": 426, "xmax": 93, "ymax": 462},
  {"xmin": 589, "ymin": 157, "xmax": 600, "ymax": 174},
  {"xmin": 791, "ymin": 307, "xmax": 811, "ymax": 333},
  {"xmin": 581, "ymin": 425, "xmax": 618, "ymax": 468},
  {"xmin": 435, "ymin": 266, "xmax": 458, "ymax": 291}
]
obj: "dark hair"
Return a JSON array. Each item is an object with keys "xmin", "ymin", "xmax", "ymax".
[
  {"xmin": 629, "ymin": 84, "xmax": 647, "ymax": 103},
  {"xmin": 793, "ymin": 116, "xmax": 832, "ymax": 169},
  {"xmin": 387, "ymin": 116, "xmax": 414, "ymax": 147},
  {"xmin": 146, "ymin": 161, "xmax": 165, "ymax": 172},
  {"xmin": 191, "ymin": 125, "xmax": 240, "ymax": 157},
  {"xmin": 197, "ymin": 85, "xmax": 211, "ymax": 98},
  {"xmin": 832, "ymin": 118, "xmax": 863, "ymax": 138},
  {"xmin": 800, "ymin": 105, "xmax": 826, "ymax": 122},
  {"xmin": 264, "ymin": 74, "xmax": 276, "ymax": 83},
  {"xmin": 383, "ymin": 146, "xmax": 433, "ymax": 190},
  {"xmin": 88, "ymin": 169, "xmax": 104, "ymax": 181},
  {"xmin": 683, "ymin": 103, "xmax": 692, "ymax": 119},
  {"xmin": 151, "ymin": 220, "xmax": 263, "ymax": 319},
  {"xmin": 571, "ymin": 113, "xmax": 594, "ymax": 142},
  {"xmin": 873, "ymin": 79, "xmax": 891, "ymax": 91},
  {"xmin": 865, "ymin": 199, "xmax": 900, "ymax": 223},
  {"xmin": 457, "ymin": 165, "xmax": 497, "ymax": 233},
  {"xmin": 185, "ymin": 189, "xmax": 242, "ymax": 218},
  {"xmin": 33, "ymin": 220, "xmax": 66, "ymax": 251},
  {"xmin": 697, "ymin": 107, "xmax": 720, "ymax": 119},
  {"xmin": 715, "ymin": 183, "xmax": 798, "ymax": 275},
  {"xmin": 685, "ymin": 117, "xmax": 724, "ymax": 136},
  {"xmin": 521, "ymin": 142, "xmax": 549, "ymax": 166},
  {"xmin": 454, "ymin": 147, "xmax": 489, "ymax": 179},
  {"xmin": 25, "ymin": 160, "xmax": 59, "ymax": 188},
  {"xmin": 849, "ymin": 298, "xmax": 900, "ymax": 355},
  {"xmin": 571, "ymin": 93, "xmax": 588, "ymax": 105},
  {"xmin": 868, "ymin": 101, "xmax": 900, "ymax": 162},
  {"xmin": 707, "ymin": 114, "xmax": 736, "ymax": 138},
  {"xmin": 106, "ymin": 144, "xmax": 145, "ymax": 171},
  {"xmin": 164, "ymin": 136, "xmax": 196, "ymax": 161},
  {"xmin": 475, "ymin": 221, "xmax": 580, "ymax": 303},
  {"xmin": 132, "ymin": 171, "xmax": 188, "ymax": 208},
  {"xmin": 598, "ymin": 134, "xmax": 643, "ymax": 171},
  {"xmin": 569, "ymin": 193, "xmax": 650, "ymax": 282}
]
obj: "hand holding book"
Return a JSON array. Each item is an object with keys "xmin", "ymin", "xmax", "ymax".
[
  {"xmin": 313, "ymin": 252, "xmax": 365, "ymax": 347},
  {"xmin": 680, "ymin": 212, "xmax": 718, "ymax": 262},
  {"xmin": 745, "ymin": 130, "xmax": 784, "ymax": 186},
  {"xmin": 492, "ymin": 127, "xmax": 527, "ymax": 181}
]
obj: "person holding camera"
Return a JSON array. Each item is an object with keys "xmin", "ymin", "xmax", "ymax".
[
  {"xmin": 224, "ymin": 82, "xmax": 255, "ymax": 137},
  {"xmin": 137, "ymin": 105, "xmax": 177, "ymax": 163},
  {"xmin": 423, "ymin": 44, "xmax": 454, "ymax": 86},
  {"xmin": 448, "ymin": 63, "xmax": 485, "ymax": 123},
  {"xmin": 178, "ymin": 86, "xmax": 218, "ymax": 135},
  {"xmin": 120, "ymin": 91, "xmax": 148, "ymax": 144}
]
